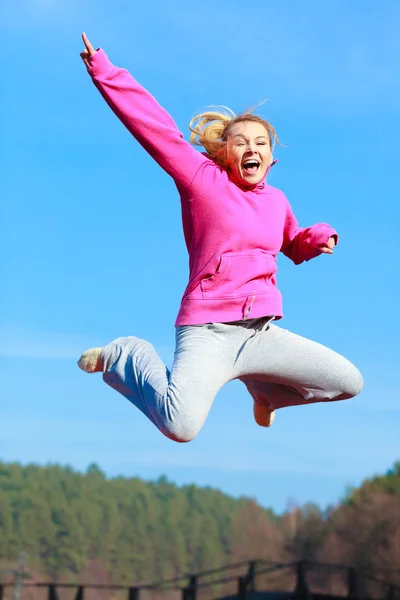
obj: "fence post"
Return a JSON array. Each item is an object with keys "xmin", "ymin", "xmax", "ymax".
[
  {"xmin": 294, "ymin": 561, "xmax": 310, "ymax": 599},
  {"xmin": 182, "ymin": 587, "xmax": 190, "ymax": 600},
  {"xmin": 386, "ymin": 585, "xmax": 395, "ymax": 600},
  {"xmin": 238, "ymin": 576, "xmax": 247, "ymax": 600},
  {"xmin": 182, "ymin": 575, "xmax": 197, "ymax": 600},
  {"xmin": 75, "ymin": 586, "xmax": 84, "ymax": 600},
  {"xmin": 48, "ymin": 585, "xmax": 59, "ymax": 600},
  {"xmin": 348, "ymin": 568, "xmax": 364, "ymax": 599},
  {"xmin": 128, "ymin": 587, "xmax": 139, "ymax": 600},
  {"xmin": 247, "ymin": 561, "xmax": 256, "ymax": 593},
  {"xmin": 189, "ymin": 575, "xmax": 197, "ymax": 600}
]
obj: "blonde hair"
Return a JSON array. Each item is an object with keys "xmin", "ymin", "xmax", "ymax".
[{"xmin": 189, "ymin": 106, "xmax": 280, "ymax": 169}]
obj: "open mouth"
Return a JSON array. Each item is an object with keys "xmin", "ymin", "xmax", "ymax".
[{"xmin": 242, "ymin": 159, "xmax": 260, "ymax": 175}]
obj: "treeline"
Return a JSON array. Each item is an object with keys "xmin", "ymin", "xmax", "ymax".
[{"xmin": 0, "ymin": 461, "xmax": 399, "ymax": 588}]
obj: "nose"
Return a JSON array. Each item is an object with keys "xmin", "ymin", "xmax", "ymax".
[{"xmin": 245, "ymin": 143, "xmax": 258, "ymax": 154}]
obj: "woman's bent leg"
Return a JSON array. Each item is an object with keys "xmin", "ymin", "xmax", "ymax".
[
  {"xmin": 237, "ymin": 322, "xmax": 364, "ymax": 411},
  {"xmin": 101, "ymin": 325, "xmax": 233, "ymax": 442}
]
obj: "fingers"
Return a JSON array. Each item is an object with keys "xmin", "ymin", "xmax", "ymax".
[
  {"xmin": 319, "ymin": 236, "xmax": 336, "ymax": 255},
  {"xmin": 81, "ymin": 52, "xmax": 90, "ymax": 70},
  {"xmin": 80, "ymin": 31, "xmax": 96, "ymax": 71},
  {"xmin": 82, "ymin": 32, "xmax": 96, "ymax": 56},
  {"xmin": 80, "ymin": 51, "xmax": 90, "ymax": 70}
]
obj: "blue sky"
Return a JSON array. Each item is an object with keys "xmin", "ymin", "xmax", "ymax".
[{"xmin": 1, "ymin": 0, "xmax": 399, "ymax": 513}]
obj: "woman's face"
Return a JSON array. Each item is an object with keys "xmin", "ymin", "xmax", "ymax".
[{"xmin": 226, "ymin": 121, "xmax": 273, "ymax": 187}]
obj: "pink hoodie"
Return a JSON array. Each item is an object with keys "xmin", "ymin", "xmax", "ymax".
[{"xmin": 87, "ymin": 49, "xmax": 337, "ymax": 326}]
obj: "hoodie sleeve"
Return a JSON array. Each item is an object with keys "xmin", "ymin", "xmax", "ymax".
[
  {"xmin": 281, "ymin": 198, "xmax": 338, "ymax": 265},
  {"xmin": 86, "ymin": 49, "xmax": 208, "ymax": 190}
]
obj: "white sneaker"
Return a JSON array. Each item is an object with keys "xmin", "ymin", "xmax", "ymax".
[{"xmin": 77, "ymin": 348, "xmax": 103, "ymax": 373}]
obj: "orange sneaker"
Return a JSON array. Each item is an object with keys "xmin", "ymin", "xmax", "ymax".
[{"xmin": 253, "ymin": 402, "xmax": 275, "ymax": 427}]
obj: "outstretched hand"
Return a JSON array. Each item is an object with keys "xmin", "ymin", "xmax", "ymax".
[
  {"xmin": 80, "ymin": 32, "xmax": 96, "ymax": 70},
  {"xmin": 319, "ymin": 236, "xmax": 336, "ymax": 255}
]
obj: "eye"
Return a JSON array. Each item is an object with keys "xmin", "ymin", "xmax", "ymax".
[{"xmin": 257, "ymin": 142, "xmax": 267, "ymax": 146}]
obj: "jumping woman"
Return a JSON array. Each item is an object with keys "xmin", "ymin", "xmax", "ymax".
[{"xmin": 78, "ymin": 33, "xmax": 363, "ymax": 443}]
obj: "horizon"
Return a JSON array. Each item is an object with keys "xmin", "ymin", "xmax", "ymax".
[{"xmin": 1, "ymin": 455, "xmax": 397, "ymax": 515}]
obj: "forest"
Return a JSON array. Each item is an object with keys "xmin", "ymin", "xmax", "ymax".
[{"xmin": 0, "ymin": 460, "xmax": 399, "ymax": 590}]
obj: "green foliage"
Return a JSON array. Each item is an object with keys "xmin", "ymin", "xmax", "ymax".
[
  {"xmin": 344, "ymin": 460, "xmax": 400, "ymax": 504},
  {"xmin": 0, "ymin": 461, "xmax": 264, "ymax": 583},
  {"xmin": 1, "ymin": 460, "xmax": 398, "ymax": 584},
  {"xmin": 363, "ymin": 461, "xmax": 400, "ymax": 494}
]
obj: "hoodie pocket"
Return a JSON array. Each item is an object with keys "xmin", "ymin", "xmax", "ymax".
[{"xmin": 200, "ymin": 251, "xmax": 276, "ymax": 299}]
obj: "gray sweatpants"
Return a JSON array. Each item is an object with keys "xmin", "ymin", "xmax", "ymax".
[{"xmin": 101, "ymin": 317, "xmax": 363, "ymax": 443}]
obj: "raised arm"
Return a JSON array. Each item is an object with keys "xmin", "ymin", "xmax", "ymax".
[
  {"xmin": 80, "ymin": 33, "xmax": 207, "ymax": 190},
  {"xmin": 281, "ymin": 197, "xmax": 338, "ymax": 265}
]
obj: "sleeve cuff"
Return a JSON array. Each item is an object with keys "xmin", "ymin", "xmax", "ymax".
[
  {"xmin": 311, "ymin": 224, "xmax": 338, "ymax": 248},
  {"xmin": 87, "ymin": 48, "xmax": 115, "ymax": 79}
]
